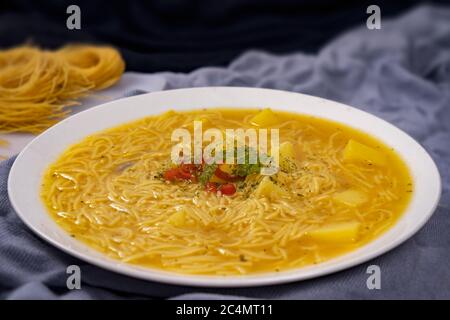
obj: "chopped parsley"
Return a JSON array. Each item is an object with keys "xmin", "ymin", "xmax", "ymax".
[
  {"xmin": 199, "ymin": 163, "xmax": 218, "ymax": 185},
  {"xmin": 234, "ymin": 162, "xmax": 261, "ymax": 177},
  {"xmin": 233, "ymin": 146, "xmax": 262, "ymax": 177}
]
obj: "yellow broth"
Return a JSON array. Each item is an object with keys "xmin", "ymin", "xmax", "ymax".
[{"xmin": 41, "ymin": 109, "xmax": 413, "ymax": 275}]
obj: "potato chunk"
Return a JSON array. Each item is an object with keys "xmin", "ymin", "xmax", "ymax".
[
  {"xmin": 343, "ymin": 139, "xmax": 386, "ymax": 166},
  {"xmin": 168, "ymin": 209, "xmax": 187, "ymax": 227},
  {"xmin": 333, "ymin": 189, "xmax": 368, "ymax": 207},
  {"xmin": 255, "ymin": 176, "xmax": 288, "ymax": 200},
  {"xmin": 308, "ymin": 221, "xmax": 360, "ymax": 243},
  {"xmin": 250, "ymin": 109, "xmax": 279, "ymax": 127},
  {"xmin": 279, "ymin": 141, "xmax": 297, "ymax": 172},
  {"xmin": 218, "ymin": 164, "xmax": 234, "ymax": 175},
  {"xmin": 209, "ymin": 175, "xmax": 227, "ymax": 184}
]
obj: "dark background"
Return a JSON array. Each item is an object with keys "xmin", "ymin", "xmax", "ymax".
[{"xmin": 0, "ymin": 0, "xmax": 446, "ymax": 72}]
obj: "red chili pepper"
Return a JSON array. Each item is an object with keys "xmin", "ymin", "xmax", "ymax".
[
  {"xmin": 180, "ymin": 164, "xmax": 197, "ymax": 173},
  {"xmin": 163, "ymin": 165, "xmax": 196, "ymax": 182},
  {"xmin": 163, "ymin": 168, "xmax": 180, "ymax": 182},
  {"xmin": 205, "ymin": 182, "xmax": 218, "ymax": 193},
  {"xmin": 177, "ymin": 170, "xmax": 193, "ymax": 180},
  {"xmin": 220, "ymin": 183, "xmax": 236, "ymax": 196},
  {"xmin": 214, "ymin": 167, "xmax": 241, "ymax": 182}
]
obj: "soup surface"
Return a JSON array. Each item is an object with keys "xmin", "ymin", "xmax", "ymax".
[{"xmin": 41, "ymin": 109, "xmax": 413, "ymax": 275}]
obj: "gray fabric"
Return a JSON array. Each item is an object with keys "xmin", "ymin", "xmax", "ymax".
[{"xmin": 1, "ymin": 5, "xmax": 450, "ymax": 299}]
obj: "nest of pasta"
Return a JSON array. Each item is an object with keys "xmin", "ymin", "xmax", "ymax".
[{"xmin": 0, "ymin": 45, "xmax": 125, "ymax": 134}]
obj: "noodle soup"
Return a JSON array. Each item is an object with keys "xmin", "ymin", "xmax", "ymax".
[{"xmin": 41, "ymin": 109, "xmax": 412, "ymax": 275}]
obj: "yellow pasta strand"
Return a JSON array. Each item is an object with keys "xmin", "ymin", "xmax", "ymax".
[
  {"xmin": 41, "ymin": 109, "xmax": 413, "ymax": 275},
  {"xmin": 0, "ymin": 44, "xmax": 125, "ymax": 134},
  {"xmin": 58, "ymin": 45, "xmax": 125, "ymax": 91}
]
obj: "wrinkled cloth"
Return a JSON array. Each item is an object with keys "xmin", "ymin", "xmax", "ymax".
[{"xmin": 1, "ymin": 5, "xmax": 450, "ymax": 299}]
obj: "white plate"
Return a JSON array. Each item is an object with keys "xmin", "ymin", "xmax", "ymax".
[{"xmin": 8, "ymin": 87, "xmax": 441, "ymax": 287}]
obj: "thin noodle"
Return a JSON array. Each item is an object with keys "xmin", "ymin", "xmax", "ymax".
[
  {"xmin": 41, "ymin": 109, "xmax": 413, "ymax": 275},
  {"xmin": 0, "ymin": 45, "xmax": 124, "ymax": 134}
]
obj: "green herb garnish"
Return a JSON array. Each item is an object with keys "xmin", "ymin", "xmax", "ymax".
[
  {"xmin": 199, "ymin": 163, "xmax": 218, "ymax": 185},
  {"xmin": 234, "ymin": 146, "xmax": 262, "ymax": 177},
  {"xmin": 234, "ymin": 162, "xmax": 261, "ymax": 177}
]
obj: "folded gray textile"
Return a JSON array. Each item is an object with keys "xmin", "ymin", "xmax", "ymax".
[{"xmin": 1, "ymin": 5, "xmax": 449, "ymax": 299}]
